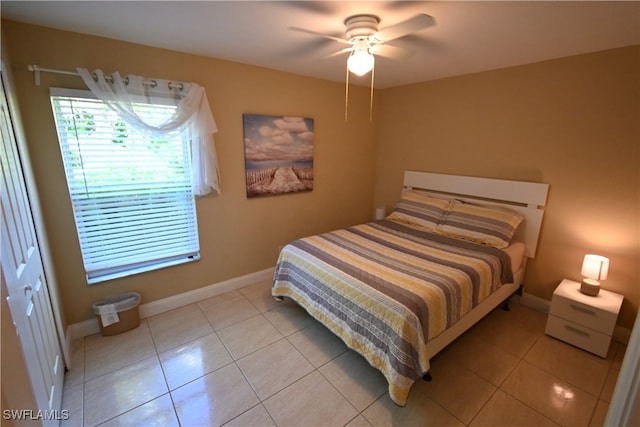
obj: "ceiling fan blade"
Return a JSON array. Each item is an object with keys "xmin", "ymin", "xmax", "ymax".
[
  {"xmin": 283, "ymin": 38, "xmax": 338, "ymax": 59},
  {"xmin": 288, "ymin": 26, "xmax": 349, "ymax": 44},
  {"xmin": 284, "ymin": 1, "xmax": 335, "ymax": 15},
  {"xmin": 327, "ymin": 47, "xmax": 353, "ymax": 58},
  {"xmin": 376, "ymin": 13, "xmax": 435, "ymax": 42},
  {"xmin": 371, "ymin": 43, "xmax": 414, "ymax": 60}
]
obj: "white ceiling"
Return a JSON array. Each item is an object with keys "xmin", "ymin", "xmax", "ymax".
[{"xmin": 2, "ymin": 1, "xmax": 639, "ymax": 88}]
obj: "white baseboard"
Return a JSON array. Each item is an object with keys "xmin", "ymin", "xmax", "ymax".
[
  {"xmin": 139, "ymin": 267, "xmax": 275, "ymax": 318},
  {"xmin": 67, "ymin": 318, "xmax": 101, "ymax": 342},
  {"xmin": 519, "ymin": 291, "xmax": 551, "ymax": 313},
  {"xmin": 614, "ymin": 325, "xmax": 632, "ymax": 345},
  {"xmin": 66, "ymin": 267, "xmax": 275, "ymax": 342},
  {"xmin": 67, "ymin": 271, "xmax": 632, "ymax": 347}
]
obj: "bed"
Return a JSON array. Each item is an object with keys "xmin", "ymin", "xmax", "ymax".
[{"xmin": 272, "ymin": 171, "xmax": 549, "ymax": 406}]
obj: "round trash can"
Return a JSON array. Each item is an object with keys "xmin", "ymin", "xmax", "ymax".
[{"xmin": 92, "ymin": 292, "xmax": 141, "ymax": 336}]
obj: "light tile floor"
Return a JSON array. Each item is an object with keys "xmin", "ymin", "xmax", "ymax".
[{"xmin": 62, "ymin": 280, "xmax": 625, "ymax": 426}]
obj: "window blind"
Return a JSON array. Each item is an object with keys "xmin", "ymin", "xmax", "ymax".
[{"xmin": 50, "ymin": 88, "xmax": 200, "ymax": 284}]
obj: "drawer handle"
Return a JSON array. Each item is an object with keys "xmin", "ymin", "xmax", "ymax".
[
  {"xmin": 569, "ymin": 304, "xmax": 596, "ymax": 316},
  {"xmin": 564, "ymin": 325, "xmax": 590, "ymax": 337}
]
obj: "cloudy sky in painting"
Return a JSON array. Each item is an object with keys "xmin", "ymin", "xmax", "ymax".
[{"xmin": 243, "ymin": 114, "xmax": 314, "ymax": 161}]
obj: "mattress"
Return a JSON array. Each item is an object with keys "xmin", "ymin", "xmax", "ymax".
[
  {"xmin": 272, "ymin": 219, "xmax": 514, "ymax": 406},
  {"xmin": 503, "ymin": 240, "xmax": 525, "ymax": 273}
]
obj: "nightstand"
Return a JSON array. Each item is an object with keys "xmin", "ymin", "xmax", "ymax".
[{"xmin": 545, "ymin": 279, "xmax": 623, "ymax": 357}]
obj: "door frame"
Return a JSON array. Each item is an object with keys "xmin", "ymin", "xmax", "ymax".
[{"xmin": 605, "ymin": 308, "xmax": 640, "ymax": 425}]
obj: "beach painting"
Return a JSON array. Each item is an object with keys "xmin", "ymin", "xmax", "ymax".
[{"xmin": 243, "ymin": 113, "xmax": 314, "ymax": 198}]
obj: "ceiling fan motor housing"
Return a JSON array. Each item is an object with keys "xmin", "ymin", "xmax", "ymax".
[{"xmin": 344, "ymin": 14, "xmax": 380, "ymax": 40}]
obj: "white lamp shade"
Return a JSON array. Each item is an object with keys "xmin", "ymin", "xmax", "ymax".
[
  {"xmin": 347, "ymin": 50, "xmax": 374, "ymax": 76},
  {"xmin": 581, "ymin": 254, "xmax": 609, "ymax": 281}
]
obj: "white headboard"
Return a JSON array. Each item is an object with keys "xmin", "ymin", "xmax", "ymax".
[{"xmin": 403, "ymin": 171, "xmax": 549, "ymax": 258}]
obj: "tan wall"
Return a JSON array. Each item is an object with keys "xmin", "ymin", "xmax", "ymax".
[
  {"xmin": 374, "ymin": 46, "xmax": 640, "ymax": 329},
  {"xmin": 3, "ymin": 19, "xmax": 638, "ymax": 331},
  {"xmin": 2, "ymin": 20, "xmax": 377, "ymax": 325}
]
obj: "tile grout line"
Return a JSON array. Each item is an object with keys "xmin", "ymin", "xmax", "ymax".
[
  {"xmin": 493, "ymin": 354, "xmax": 558, "ymax": 426},
  {"xmin": 81, "ymin": 336, "xmax": 87, "ymax": 427},
  {"xmin": 148, "ymin": 317, "xmax": 181, "ymax": 427},
  {"xmin": 63, "ymin": 285, "xmax": 606, "ymax": 426},
  {"xmin": 470, "ymin": 314, "xmax": 557, "ymax": 426}
]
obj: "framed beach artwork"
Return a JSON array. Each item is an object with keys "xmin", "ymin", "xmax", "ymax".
[{"xmin": 243, "ymin": 113, "xmax": 314, "ymax": 198}]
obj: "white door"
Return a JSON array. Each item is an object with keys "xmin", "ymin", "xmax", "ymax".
[{"xmin": 1, "ymin": 69, "xmax": 64, "ymax": 423}]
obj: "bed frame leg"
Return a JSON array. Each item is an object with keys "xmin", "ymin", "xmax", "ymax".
[
  {"xmin": 422, "ymin": 372, "xmax": 432, "ymax": 381},
  {"xmin": 501, "ymin": 300, "xmax": 510, "ymax": 311}
]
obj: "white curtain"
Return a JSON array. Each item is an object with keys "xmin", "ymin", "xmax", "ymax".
[{"xmin": 77, "ymin": 68, "xmax": 220, "ymax": 196}]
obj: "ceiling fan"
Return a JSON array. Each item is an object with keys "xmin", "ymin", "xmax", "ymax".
[{"xmin": 289, "ymin": 13, "xmax": 435, "ymax": 76}]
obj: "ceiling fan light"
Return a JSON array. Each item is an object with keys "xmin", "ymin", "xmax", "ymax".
[{"xmin": 347, "ymin": 50, "xmax": 374, "ymax": 76}]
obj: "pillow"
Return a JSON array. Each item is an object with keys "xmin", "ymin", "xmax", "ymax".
[
  {"xmin": 435, "ymin": 201, "xmax": 523, "ymax": 248},
  {"xmin": 387, "ymin": 190, "xmax": 450, "ymax": 230}
]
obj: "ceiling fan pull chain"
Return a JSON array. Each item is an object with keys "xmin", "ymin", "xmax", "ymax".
[
  {"xmin": 345, "ymin": 63, "xmax": 350, "ymax": 122},
  {"xmin": 369, "ymin": 64, "xmax": 375, "ymax": 121}
]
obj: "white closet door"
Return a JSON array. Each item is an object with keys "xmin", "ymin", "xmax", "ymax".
[{"xmin": 1, "ymin": 69, "xmax": 64, "ymax": 423}]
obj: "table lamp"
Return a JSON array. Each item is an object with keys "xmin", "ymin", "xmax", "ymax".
[{"xmin": 580, "ymin": 254, "xmax": 609, "ymax": 296}]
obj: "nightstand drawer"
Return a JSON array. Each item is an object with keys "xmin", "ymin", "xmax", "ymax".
[
  {"xmin": 549, "ymin": 294, "xmax": 617, "ymax": 335},
  {"xmin": 545, "ymin": 314, "xmax": 611, "ymax": 357}
]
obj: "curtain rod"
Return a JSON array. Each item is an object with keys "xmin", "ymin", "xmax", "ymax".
[{"xmin": 27, "ymin": 64, "xmax": 184, "ymax": 90}]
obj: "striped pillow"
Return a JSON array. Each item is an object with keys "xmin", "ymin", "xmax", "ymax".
[
  {"xmin": 387, "ymin": 191, "xmax": 450, "ymax": 230},
  {"xmin": 436, "ymin": 202, "xmax": 523, "ymax": 248}
]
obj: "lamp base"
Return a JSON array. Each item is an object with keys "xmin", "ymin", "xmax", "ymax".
[{"xmin": 580, "ymin": 278, "xmax": 600, "ymax": 296}]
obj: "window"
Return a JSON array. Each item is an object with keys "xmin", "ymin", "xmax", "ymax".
[{"xmin": 50, "ymin": 88, "xmax": 200, "ymax": 284}]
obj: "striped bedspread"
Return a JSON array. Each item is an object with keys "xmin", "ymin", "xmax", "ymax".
[{"xmin": 271, "ymin": 219, "xmax": 513, "ymax": 406}]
